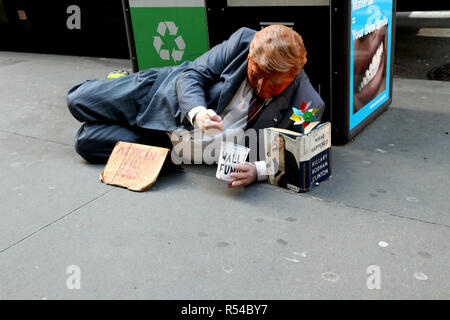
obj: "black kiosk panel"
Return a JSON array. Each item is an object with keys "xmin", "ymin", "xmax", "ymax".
[
  {"xmin": 205, "ymin": 0, "xmax": 332, "ymax": 126},
  {"xmin": 205, "ymin": 0, "xmax": 396, "ymax": 144}
]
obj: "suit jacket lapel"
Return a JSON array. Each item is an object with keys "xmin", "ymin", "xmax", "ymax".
[{"xmin": 253, "ymin": 81, "xmax": 296, "ymax": 130}]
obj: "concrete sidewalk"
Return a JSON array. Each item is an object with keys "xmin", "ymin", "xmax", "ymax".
[{"xmin": 0, "ymin": 51, "xmax": 449, "ymax": 299}]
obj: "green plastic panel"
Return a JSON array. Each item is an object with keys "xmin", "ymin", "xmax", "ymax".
[{"xmin": 130, "ymin": 6, "xmax": 209, "ymax": 69}]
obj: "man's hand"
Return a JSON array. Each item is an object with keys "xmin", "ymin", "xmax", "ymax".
[
  {"xmin": 228, "ymin": 162, "xmax": 258, "ymax": 188},
  {"xmin": 194, "ymin": 109, "xmax": 224, "ymax": 134}
]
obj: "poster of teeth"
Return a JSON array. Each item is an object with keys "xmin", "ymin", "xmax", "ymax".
[{"xmin": 350, "ymin": 0, "xmax": 393, "ymax": 130}]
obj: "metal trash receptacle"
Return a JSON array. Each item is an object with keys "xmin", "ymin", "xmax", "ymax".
[{"xmin": 205, "ymin": 0, "xmax": 397, "ymax": 144}]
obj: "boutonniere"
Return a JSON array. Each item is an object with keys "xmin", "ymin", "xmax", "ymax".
[{"xmin": 290, "ymin": 100, "xmax": 319, "ymax": 128}]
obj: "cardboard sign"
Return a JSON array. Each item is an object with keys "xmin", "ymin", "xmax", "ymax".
[{"xmin": 100, "ymin": 141, "xmax": 170, "ymax": 192}]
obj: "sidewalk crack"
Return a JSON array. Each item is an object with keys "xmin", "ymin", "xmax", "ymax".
[
  {"xmin": 0, "ymin": 188, "xmax": 113, "ymax": 255},
  {"xmin": 0, "ymin": 129, "xmax": 72, "ymax": 147}
]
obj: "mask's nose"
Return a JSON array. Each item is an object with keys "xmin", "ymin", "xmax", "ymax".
[
  {"xmin": 256, "ymin": 79, "xmax": 272, "ymax": 98},
  {"xmin": 257, "ymin": 78, "xmax": 265, "ymax": 91}
]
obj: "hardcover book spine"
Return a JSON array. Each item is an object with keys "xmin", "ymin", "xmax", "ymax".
[
  {"xmin": 298, "ymin": 148, "xmax": 331, "ymax": 192},
  {"xmin": 299, "ymin": 158, "xmax": 312, "ymax": 191},
  {"xmin": 310, "ymin": 148, "xmax": 331, "ymax": 185}
]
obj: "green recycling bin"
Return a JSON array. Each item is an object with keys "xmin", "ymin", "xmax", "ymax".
[{"xmin": 123, "ymin": 0, "xmax": 210, "ymax": 71}]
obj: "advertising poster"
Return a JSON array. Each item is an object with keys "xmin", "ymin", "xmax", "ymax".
[{"xmin": 350, "ymin": 0, "xmax": 393, "ymax": 130}]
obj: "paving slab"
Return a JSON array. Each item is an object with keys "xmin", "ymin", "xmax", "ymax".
[{"xmin": 0, "ymin": 132, "xmax": 112, "ymax": 251}]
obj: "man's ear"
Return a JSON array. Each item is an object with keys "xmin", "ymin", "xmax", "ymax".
[
  {"xmin": 247, "ymin": 55, "xmax": 254, "ymax": 66},
  {"xmin": 301, "ymin": 58, "xmax": 308, "ymax": 69},
  {"xmin": 293, "ymin": 58, "xmax": 307, "ymax": 77}
]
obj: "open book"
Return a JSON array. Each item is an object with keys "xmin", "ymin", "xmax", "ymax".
[{"xmin": 263, "ymin": 122, "xmax": 332, "ymax": 192}]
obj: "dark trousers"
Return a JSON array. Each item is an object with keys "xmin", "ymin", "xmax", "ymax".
[{"xmin": 67, "ymin": 70, "xmax": 172, "ymax": 163}]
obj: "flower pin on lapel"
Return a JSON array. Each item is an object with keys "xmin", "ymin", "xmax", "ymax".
[{"xmin": 290, "ymin": 100, "xmax": 319, "ymax": 128}]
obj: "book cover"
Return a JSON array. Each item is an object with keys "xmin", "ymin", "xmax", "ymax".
[{"xmin": 264, "ymin": 122, "xmax": 332, "ymax": 192}]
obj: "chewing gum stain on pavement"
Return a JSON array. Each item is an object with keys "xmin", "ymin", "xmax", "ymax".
[
  {"xmin": 321, "ymin": 272, "xmax": 339, "ymax": 282},
  {"xmin": 414, "ymin": 273, "xmax": 429, "ymax": 281},
  {"xmin": 216, "ymin": 241, "xmax": 230, "ymax": 248},
  {"xmin": 276, "ymin": 239, "xmax": 288, "ymax": 246},
  {"xmin": 294, "ymin": 251, "xmax": 308, "ymax": 258},
  {"xmin": 378, "ymin": 241, "xmax": 389, "ymax": 248},
  {"xmin": 406, "ymin": 196, "xmax": 419, "ymax": 202},
  {"xmin": 223, "ymin": 266, "xmax": 233, "ymax": 273},
  {"xmin": 418, "ymin": 251, "xmax": 432, "ymax": 259}
]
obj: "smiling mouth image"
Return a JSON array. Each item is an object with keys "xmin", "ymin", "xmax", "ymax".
[
  {"xmin": 357, "ymin": 41, "xmax": 384, "ymax": 93},
  {"xmin": 353, "ymin": 25, "xmax": 388, "ymax": 112}
]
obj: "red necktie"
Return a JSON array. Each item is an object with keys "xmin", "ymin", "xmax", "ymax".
[{"xmin": 246, "ymin": 93, "xmax": 265, "ymax": 130}]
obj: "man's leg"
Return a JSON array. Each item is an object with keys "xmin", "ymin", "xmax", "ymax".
[
  {"xmin": 67, "ymin": 68, "xmax": 171, "ymax": 162},
  {"xmin": 75, "ymin": 123, "xmax": 172, "ymax": 163},
  {"xmin": 67, "ymin": 69, "xmax": 159, "ymax": 125}
]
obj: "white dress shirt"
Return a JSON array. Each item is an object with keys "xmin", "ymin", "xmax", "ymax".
[{"xmin": 176, "ymin": 79, "xmax": 269, "ymax": 181}]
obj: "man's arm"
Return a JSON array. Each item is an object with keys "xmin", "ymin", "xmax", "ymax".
[{"xmin": 176, "ymin": 27, "xmax": 256, "ymax": 123}]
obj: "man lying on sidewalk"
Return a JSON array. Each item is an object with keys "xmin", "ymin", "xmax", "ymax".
[{"xmin": 67, "ymin": 25, "xmax": 325, "ymax": 188}]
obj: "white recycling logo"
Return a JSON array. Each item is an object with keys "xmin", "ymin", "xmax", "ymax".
[{"xmin": 153, "ymin": 21, "xmax": 186, "ymax": 63}]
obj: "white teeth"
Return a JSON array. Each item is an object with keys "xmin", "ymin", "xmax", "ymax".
[{"xmin": 358, "ymin": 41, "xmax": 384, "ymax": 92}]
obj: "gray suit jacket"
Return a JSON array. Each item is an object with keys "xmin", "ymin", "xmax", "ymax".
[{"xmin": 135, "ymin": 27, "xmax": 325, "ymax": 133}]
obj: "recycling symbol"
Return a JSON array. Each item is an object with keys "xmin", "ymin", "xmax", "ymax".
[{"xmin": 153, "ymin": 21, "xmax": 185, "ymax": 63}]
